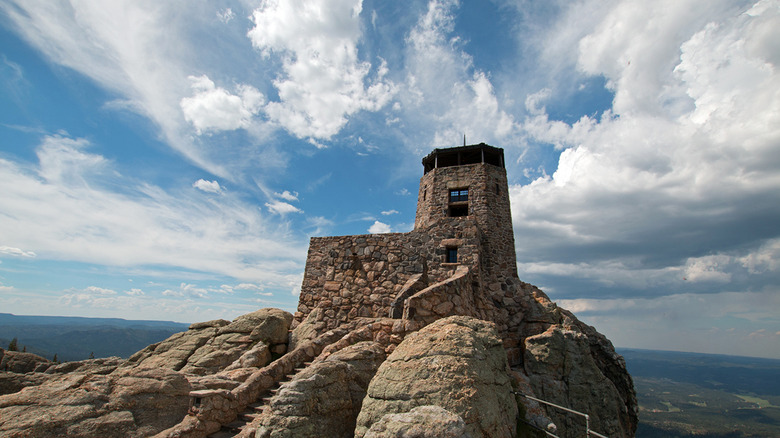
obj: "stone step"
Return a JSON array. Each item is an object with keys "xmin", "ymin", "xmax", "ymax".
[
  {"xmin": 239, "ymin": 412, "xmax": 258, "ymax": 422},
  {"xmin": 224, "ymin": 420, "xmax": 247, "ymax": 431}
]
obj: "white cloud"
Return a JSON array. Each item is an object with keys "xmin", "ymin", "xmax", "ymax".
[
  {"xmin": 126, "ymin": 288, "xmax": 145, "ymax": 296},
  {"xmin": 193, "ymin": 179, "xmax": 222, "ymax": 194},
  {"xmin": 216, "ymin": 8, "xmax": 235, "ymax": 24},
  {"xmin": 0, "ymin": 1, "xmax": 233, "ymax": 176},
  {"xmin": 368, "ymin": 220, "xmax": 392, "ymax": 234},
  {"xmin": 247, "ymin": 0, "xmax": 396, "ymax": 139},
  {"xmin": 163, "ymin": 283, "xmax": 209, "ymax": 299},
  {"xmin": 557, "ymin": 288, "xmax": 780, "ymax": 358},
  {"xmin": 683, "ymin": 255, "xmax": 733, "ymax": 283},
  {"xmin": 274, "ymin": 190, "xmax": 299, "ymax": 201},
  {"xmin": 0, "ymin": 135, "xmax": 307, "ymax": 288},
  {"xmin": 512, "ymin": 0, "xmax": 780, "ymax": 295},
  {"xmin": 235, "ymin": 283, "xmax": 264, "ymax": 291},
  {"xmin": 81, "ymin": 286, "xmax": 116, "ymax": 296},
  {"xmin": 180, "ymin": 75, "xmax": 264, "ymax": 134},
  {"xmin": 0, "ymin": 246, "xmax": 36, "ymax": 258},
  {"xmin": 402, "ymin": 0, "xmax": 518, "ymax": 146},
  {"xmin": 740, "ymin": 238, "xmax": 780, "ymax": 274},
  {"xmin": 381, "ymin": 209, "xmax": 399, "ymax": 216},
  {"xmin": 36, "ymin": 135, "xmax": 108, "ymax": 185},
  {"xmin": 265, "ymin": 200, "xmax": 302, "ymax": 215}
]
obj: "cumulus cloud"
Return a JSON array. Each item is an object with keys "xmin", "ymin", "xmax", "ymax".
[
  {"xmin": 84, "ymin": 286, "xmax": 117, "ymax": 296},
  {"xmin": 193, "ymin": 179, "xmax": 222, "ymax": 193},
  {"xmin": 180, "ymin": 75, "xmax": 264, "ymax": 134},
  {"xmin": 247, "ymin": 0, "xmax": 396, "ymax": 139},
  {"xmin": 274, "ymin": 190, "xmax": 299, "ymax": 201},
  {"xmin": 684, "ymin": 255, "xmax": 732, "ymax": 283},
  {"xmin": 0, "ymin": 246, "xmax": 36, "ymax": 258},
  {"xmin": 164, "ymin": 283, "xmax": 209, "ymax": 299},
  {"xmin": 512, "ymin": 0, "xmax": 780, "ymax": 301},
  {"xmin": 265, "ymin": 200, "xmax": 302, "ymax": 215},
  {"xmin": 368, "ymin": 220, "xmax": 392, "ymax": 234}
]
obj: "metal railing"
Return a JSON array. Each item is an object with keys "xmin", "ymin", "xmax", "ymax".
[{"xmin": 514, "ymin": 392, "xmax": 608, "ymax": 438}]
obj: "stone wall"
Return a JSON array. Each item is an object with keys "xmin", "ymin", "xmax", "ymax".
[
  {"xmin": 402, "ymin": 265, "xmax": 479, "ymax": 324},
  {"xmin": 295, "ymin": 220, "xmax": 485, "ymax": 330}
]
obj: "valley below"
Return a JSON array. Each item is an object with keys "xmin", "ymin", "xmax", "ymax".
[{"xmin": 620, "ymin": 349, "xmax": 780, "ymax": 437}]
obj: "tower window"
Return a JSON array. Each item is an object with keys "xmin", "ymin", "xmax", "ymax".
[
  {"xmin": 447, "ymin": 205, "xmax": 468, "ymax": 217},
  {"xmin": 449, "ymin": 188, "xmax": 468, "ymax": 203},
  {"xmin": 446, "ymin": 247, "xmax": 458, "ymax": 263}
]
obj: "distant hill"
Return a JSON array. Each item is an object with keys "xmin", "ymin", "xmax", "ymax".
[
  {"xmin": 619, "ymin": 348, "xmax": 780, "ymax": 438},
  {"xmin": 0, "ymin": 313, "xmax": 189, "ymax": 362}
]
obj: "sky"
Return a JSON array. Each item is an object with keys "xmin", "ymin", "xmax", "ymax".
[{"xmin": 0, "ymin": 0, "xmax": 778, "ymax": 359}]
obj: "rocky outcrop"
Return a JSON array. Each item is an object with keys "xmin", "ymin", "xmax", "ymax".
[
  {"xmin": 0, "ymin": 309, "xmax": 295, "ymax": 438},
  {"xmin": 363, "ymin": 405, "xmax": 471, "ymax": 438},
  {"xmin": 254, "ymin": 341, "xmax": 387, "ymax": 438},
  {"xmin": 0, "ymin": 349, "xmax": 50, "ymax": 373},
  {"xmin": 355, "ymin": 316, "xmax": 518, "ymax": 438},
  {"xmin": 0, "ymin": 366, "xmax": 190, "ymax": 437},
  {"xmin": 0, "ymin": 299, "xmax": 635, "ymax": 438},
  {"xmin": 509, "ymin": 290, "xmax": 638, "ymax": 438},
  {"xmin": 125, "ymin": 309, "xmax": 292, "ymax": 376}
]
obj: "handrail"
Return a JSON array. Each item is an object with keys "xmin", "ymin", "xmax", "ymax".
[{"xmin": 514, "ymin": 392, "xmax": 609, "ymax": 438}]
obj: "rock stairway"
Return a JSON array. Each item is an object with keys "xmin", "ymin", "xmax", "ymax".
[{"xmin": 208, "ymin": 362, "xmax": 313, "ymax": 438}]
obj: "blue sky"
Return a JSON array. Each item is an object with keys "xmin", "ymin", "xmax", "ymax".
[{"xmin": 1, "ymin": 0, "xmax": 779, "ymax": 359}]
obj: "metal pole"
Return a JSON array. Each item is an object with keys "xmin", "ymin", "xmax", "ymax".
[{"xmin": 515, "ymin": 393, "xmax": 609, "ymax": 438}]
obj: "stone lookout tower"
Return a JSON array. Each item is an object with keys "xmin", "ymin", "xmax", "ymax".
[
  {"xmin": 291, "ymin": 142, "xmax": 637, "ymax": 437},
  {"xmin": 295, "ymin": 143, "xmax": 528, "ymax": 363}
]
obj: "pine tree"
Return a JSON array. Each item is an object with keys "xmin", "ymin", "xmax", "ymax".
[
  {"xmin": 8, "ymin": 338, "xmax": 18, "ymax": 351},
  {"xmin": 22, "ymin": 346, "xmax": 26, "ymax": 353},
  {"xmin": 89, "ymin": 352, "xmax": 95, "ymax": 359},
  {"xmin": 53, "ymin": 353, "xmax": 58, "ymax": 363}
]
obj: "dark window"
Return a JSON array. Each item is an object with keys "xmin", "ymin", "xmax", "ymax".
[
  {"xmin": 446, "ymin": 247, "xmax": 458, "ymax": 263},
  {"xmin": 448, "ymin": 205, "xmax": 468, "ymax": 217},
  {"xmin": 495, "ymin": 183, "xmax": 500, "ymax": 195},
  {"xmin": 449, "ymin": 188, "xmax": 468, "ymax": 203}
]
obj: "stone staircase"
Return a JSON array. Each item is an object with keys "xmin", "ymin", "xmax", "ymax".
[{"xmin": 207, "ymin": 362, "xmax": 313, "ymax": 438}]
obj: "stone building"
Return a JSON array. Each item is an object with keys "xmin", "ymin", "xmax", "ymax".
[
  {"xmin": 297, "ymin": 144, "xmax": 567, "ymax": 362},
  {"xmin": 294, "ymin": 143, "xmax": 637, "ymax": 437},
  {"xmin": 296, "ymin": 144, "xmax": 515, "ymax": 340}
]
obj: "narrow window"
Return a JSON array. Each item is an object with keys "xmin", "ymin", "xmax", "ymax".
[
  {"xmin": 495, "ymin": 183, "xmax": 500, "ymax": 195},
  {"xmin": 446, "ymin": 247, "xmax": 458, "ymax": 263}
]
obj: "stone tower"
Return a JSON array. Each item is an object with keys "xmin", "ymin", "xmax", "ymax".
[
  {"xmin": 295, "ymin": 142, "xmax": 532, "ymax": 357},
  {"xmin": 414, "ymin": 143, "xmax": 518, "ymax": 289},
  {"xmin": 292, "ymin": 143, "xmax": 638, "ymax": 437}
]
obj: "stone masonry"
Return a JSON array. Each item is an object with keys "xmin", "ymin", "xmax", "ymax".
[
  {"xmin": 292, "ymin": 143, "xmax": 637, "ymax": 437},
  {"xmin": 295, "ymin": 144, "xmax": 529, "ymax": 364}
]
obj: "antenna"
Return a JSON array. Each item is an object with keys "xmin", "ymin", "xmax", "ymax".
[{"xmin": 463, "ymin": 134, "xmax": 466, "ymax": 146}]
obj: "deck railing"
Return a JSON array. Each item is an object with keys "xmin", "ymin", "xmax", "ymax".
[{"xmin": 514, "ymin": 392, "xmax": 609, "ymax": 438}]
